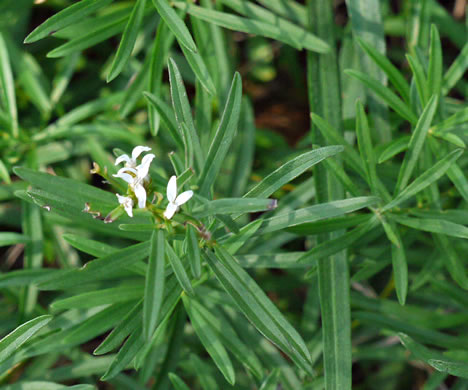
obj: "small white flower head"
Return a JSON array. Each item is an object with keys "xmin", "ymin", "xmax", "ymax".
[
  {"xmin": 116, "ymin": 194, "xmax": 134, "ymax": 217},
  {"xmin": 164, "ymin": 175, "xmax": 193, "ymax": 220},
  {"xmin": 113, "ymin": 153, "xmax": 155, "ymax": 209},
  {"xmin": 115, "ymin": 145, "xmax": 152, "ymax": 168}
]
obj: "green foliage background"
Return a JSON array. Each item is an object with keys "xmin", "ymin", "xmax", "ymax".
[{"xmin": 0, "ymin": 0, "xmax": 467, "ymax": 389}]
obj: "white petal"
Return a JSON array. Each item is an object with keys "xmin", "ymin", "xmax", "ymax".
[
  {"xmin": 164, "ymin": 202, "xmax": 178, "ymax": 219},
  {"xmin": 115, "ymin": 154, "xmax": 131, "ymax": 166},
  {"xmin": 134, "ymin": 184, "xmax": 147, "ymax": 208},
  {"xmin": 167, "ymin": 176, "xmax": 177, "ymax": 203},
  {"xmin": 175, "ymin": 190, "xmax": 193, "ymax": 206},
  {"xmin": 124, "ymin": 203, "xmax": 133, "ymax": 217},
  {"xmin": 113, "ymin": 171, "xmax": 134, "ymax": 184},
  {"xmin": 116, "ymin": 193, "xmax": 126, "ymax": 204},
  {"xmin": 132, "ymin": 145, "xmax": 152, "ymax": 161},
  {"xmin": 137, "ymin": 154, "xmax": 155, "ymax": 180}
]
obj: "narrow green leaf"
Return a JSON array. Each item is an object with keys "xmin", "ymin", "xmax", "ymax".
[
  {"xmin": 244, "ymin": 146, "xmax": 344, "ymax": 199},
  {"xmin": 399, "ymin": 333, "xmax": 468, "ymax": 378},
  {"xmin": 38, "ymin": 242, "xmax": 150, "ymax": 290},
  {"xmin": 355, "ymin": 101, "xmax": 378, "ymax": 193},
  {"xmin": 183, "ymin": 295, "xmax": 236, "ymax": 385},
  {"xmin": 62, "ymin": 234, "xmax": 116, "ymax": 258},
  {"xmin": 94, "ymin": 301, "xmax": 142, "ymax": 355},
  {"xmin": 24, "ymin": 0, "xmax": 113, "ymax": 43},
  {"xmin": 406, "ymin": 53, "xmax": 429, "ymax": 106},
  {"xmin": 101, "ymin": 326, "xmax": 145, "ymax": 381},
  {"xmin": 432, "ymin": 106, "xmax": 468, "ymax": 133},
  {"xmin": 0, "ymin": 315, "xmax": 52, "ymax": 364},
  {"xmin": 180, "ymin": 44, "xmax": 216, "ymax": 96},
  {"xmin": 107, "ymin": 0, "xmax": 147, "ymax": 82},
  {"xmin": 143, "ymin": 92, "xmax": 184, "ymax": 149},
  {"xmin": 167, "ymin": 58, "xmax": 203, "ymax": 170},
  {"xmin": 395, "ymin": 94, "xmax": 438, "ymax": 194},
  {"xmin": 166, "ymin": 244, "xmax": 194, "ymax": 296},
  {"xmin": 151, "ymin": 0, "xmax": 197, "ymax": 52},
  {"xmin": 357, "ymin": 37, "xmax": 410, "ymax": 103},
  {"xmin": 220, "ymin": 219, "xmax": 263, "ymax": 255},
  {"xmin": 427, "ymin": 25, "xmax": 443, "ymax": 97},
  {"xmin": 259, "ymin": 369, "xmax": 280, "ymax": 390},
  {"xmin": 46, "ymin": 17, "xmax": 128, "ymax": 58},
  {"xmin": 193, "ymin": 198, "xmax": 277, "ymax": 218},
  {"xmin": 0, "ymin": 232, "xmax": 29, "ymax": 247},
  {"xmin": 287, "ymin": 214, "xmax": 371, "ymax": 235},
  {"xmin": 186, "ymin": 225, "xmax": 201, "ymax": 279},
  {"xmin": 377, "ymin": 136, "xmax": 410, "ymax": 163},
  {"xmin": 143, "ymin": 230, "xmax": 165, "ymax": 340},
  {"xmin": 443, "ymin": 42, "xmax": 468, "ymax": 94},
  {"xmin": 255, "ymin": 197, "xmax": 378, "ymax": 235},
  {"xmin": 175, "ymin": 2, "xmax": 327, "ymax": 52},
  {"xmin": 0, "ymin": 269, "xmax": 57, "ymax": 288},
  {"xmin": 168, "ymin": 373, "xmax": 191, "ymax": 390},
  {"xmin": 219, "ymin": 0, "xmax": 330, "ymax": 53},
  {"xmin": 50, "ymin": 285, "xmax": 144, "ymax": 310},
  {"xmin": 388, "ymin": 222, "xmax": 408, "ymax": 305},
  {"xmin": 297, "ymin": 216, "xmax": 379, "ymax": 265},
  {"xmin": 391, "ymin": 214, "xmax": 468, "ymax": 239},
  {"xmin": 310, "ymin": 115, "xmax": 366, "ymax": 178},
  {"xmin": 345, "ymin": 69, "xmax": 418, "ymax": 124},
  {"xmin": 191, "ymin": 299, "xmax": 264, "ymax": 379},
  {"xmin": 0, "ymin": 33, "xmax": 17, "ymax": 137},
  {"xmin": 382, "ymin": 149, "xmax": 463, "ymax": 212},
  {"xmin": 198, "ymin": 72, "xmax": 242, "ymax": 196},
  {"xmin": 205, "ymin": 246, "xmax": 313, "ymax": 375}
]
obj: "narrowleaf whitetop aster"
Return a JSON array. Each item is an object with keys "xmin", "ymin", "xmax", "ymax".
[
  {"xmin": 164, "ymin": 175, "xmax": 193, "ymax": 219},
  {"xmin": 116, "ymin": 194, "xmax": 134, "ymax": 217},
  {"xmin": 115, "ymin": 145, "xmax": 152, "ymax": 168},
  {"xmin": 113, "ymin": 153, "xmax": 155, "ymax": 209}
]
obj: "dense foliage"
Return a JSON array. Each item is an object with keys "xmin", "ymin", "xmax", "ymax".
[{"xmin": 0, "ymin": 1, "xmax": 467, "ymax": 389}]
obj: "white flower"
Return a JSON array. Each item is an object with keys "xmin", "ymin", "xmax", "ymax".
[
  {"xmin": 115, "ymin": 145, "xmax": 152, "ymax": 168},
  {"xmin": 116, "ymin": 194, "xmax": 134, "ymax": 217},
  {"xmin": 113, "ymin": 153, "xmax": 155, "ymax": 209},
  {"xmin": 164, "ymin": 175, "xmax": 193, "ymax": 219}
]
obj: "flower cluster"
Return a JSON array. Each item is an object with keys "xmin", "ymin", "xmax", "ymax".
[{"xmin": 111, "ymin": 146, "xmax": 193, "ymax": 220}]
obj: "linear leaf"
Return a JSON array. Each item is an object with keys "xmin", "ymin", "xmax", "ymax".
[
  {"xmin": 427, "ymin": 25, "xmax": 442, "ymax": 97},
  {"xmin": 50, "ymin": 285, "xmax": 144, "ymax": 310},
  {"xmin": 143, "ymin": 230, "xmax": 165, "ymax": 340},
  {"xmin": 107, "ymin": 0, "xmax": 147, "ymax": 82},
  {"xmin": 0, "ymin": 315, "xmax": 52, "ymax": 364},
  {"xmin": 24, "ymin": 0, "xmax": 113, "ymax": 43},
  {"xmin": 399, "ymin": 333, "xmax": 468, "ymax": 378},
  {"xmin": 219, "ymin": 0, "xmax": 329, "ymax": 53},
  {"xmin": 186, "ymin": 225, "xmax": 201, "ymax": 279},
  {"xmin": 193, "ymin": 198, "xmax": 277, "ymax": 218},
  {"xmin": 175, "ymin": 2, "xmax": 328, "ymax": 52},
  {"xmin": 377, "ymin": 136, "xmax": 410, "ymax": 163},
  {"xmin": 151, "ymin": 0, "xmax": 197, "ymax": 52},
  {"xmin": 204, "ymin": 246, "xmax": 313, "ymax": 374},
  {"xmin": 391, "ymin": 214, "xmax": 468, "ymax": 239},
  {"xmin": 38, "ymin": 242, "xmax": 150, "ymax": 290},
  {"xmin": 166, "ymin": 244, "xmax": 194, "ymax": 296},
  {"xmin": 198, "ymin": 72, "xmax": 242, "ymax": 196},
  {"xmin": 143, "ymin": 92, "xmax": 184, "ymax": 149},
  {"xmin": 183, "ymin": 295, "xmax": 236, "ymax": 385},
  {"xmin": 94, "ymin": 301, "xmax": 142, "ymax": 355},
  {"xmin": 255, "ymin": 197, "xmax": 378, "ymax": 235},
  {"xmin": 244, "ymin": 146, "xmax": 344, "ymax": 199},
  {"xmin": 357, "ymin": 37, "xmax": 410, "ymax": 103},
  {"xmin": 345, "ymin": 69, "xmax": 418, "ymax": 124},
  {"xmin": 395, "ymin": 94, "xmax": 438, "ymax": 194},
  {"xmin": 101, "ymin": 325, "xmax": 145, "ymax": 381},
  {"xmin": 0, "ymin": 33, "xmax": 17, "ymax": 137},
  {"xmin": 382, "ymin": 149, "xmax": 463, "ymax": 212}
]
